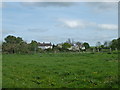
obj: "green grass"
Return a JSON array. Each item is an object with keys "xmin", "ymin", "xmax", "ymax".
[
  {"xmin": 2, "ymin": 53, "xmax": 118, "ymax": 88},
  {"xmin": 0, "ymin": 54, "xmax": 2, "ymax": 88}
]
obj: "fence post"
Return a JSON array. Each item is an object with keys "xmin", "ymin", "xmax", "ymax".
[
  {"xmin": 93, "ymin": 48, "xmax": 95, "ymax": 53},
  {"xmin": 110, "ymin": 48, "xmax": 112, "ymax": 53},
  {"xmin": 98, "ymin": 48, "xmax": 99, "ymax": 52}
]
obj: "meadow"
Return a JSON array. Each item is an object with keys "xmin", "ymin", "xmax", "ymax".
[
  {"xmin": 0, "ymin": 54, "xmax": 2, "ymax": 88},
  {"xmin": 2, "ymin": 52, "xmax": 118, "ymax": 88}
]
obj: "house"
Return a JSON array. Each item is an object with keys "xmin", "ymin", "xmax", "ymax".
[
  {"xmin": 81, "ymin": 46, "xmax": 85, "ymax": 50},
  {"xmin": 68, "ymin": 45, "xmax": 79, "ymax": 51},
  {"xmin": 57, "ymin": 42, "xmax": 85, "ymax": 51},
  {"xmin": 68, "ymin": 44, "xmax": 85, "ymax": 51},
  {"xmin": 38, "ymin": 42, "xmax": 53, "ymax": 49},
  {"xmin": 57, "ymin": 43, "xmax": 63, "ymax": 48}
]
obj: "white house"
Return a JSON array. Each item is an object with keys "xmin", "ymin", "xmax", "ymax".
[
  {"xmin": 68, "ymin": 45, "xmax": 79, "ymax": 51},
  {"xmin": 81, "ymin": 46, "xmax": 85, "ymax": 50},
  {"xmin": 68, "ymin": 44, "xmax": 85, "ymax": 51},
  {"xmin": 57, "ymin": 43, "xmax": 63, "ymax": 48},
  {"xmin": 38, "ymin": 42, "xmax": 53, "ymax": 49},
  {"xmin": 57, "ymin": 42, "xmax": 85, "ymax": 51}
]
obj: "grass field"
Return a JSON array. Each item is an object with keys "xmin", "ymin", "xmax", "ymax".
[
  {"xmin": 0, "ymin": 54, "xmax": 2, "ymax": 88},
  {"xmin": 2, "ymin": 53, "xmax": 118, "ymax": 88}
]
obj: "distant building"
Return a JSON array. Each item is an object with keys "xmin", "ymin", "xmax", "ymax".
[
  {"xmin": 68, "ymin": 45, "xmax": 79, "ymax": 51},
  {"xmin": 68, "ymin": 44, "xmax": 85, "ymax": 51},
  {"xmin": 81, "ymin": 46, "xmax": 85, "ymax": 50},
  {"xmin": 57, "ymin": 42, "xmax": 85, "ymax": 51},
  {"xmin": 38, "ymin": 42, "xmax": 53, "ymax": 49},
  {"xmin": 57, "ymin": 43, "xmax": 63, "ymax": 48}
]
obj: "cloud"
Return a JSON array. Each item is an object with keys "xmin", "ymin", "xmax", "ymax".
[
  {"xmin": 0, "ymin": 2, "xmax": 6, "ymax": 8},
  {"xmin": 57, "ymin": 18, "xmax": 118, "ymax": 30},
  {"xmin": 58, "ymin": 19, "xmax": 91, "ymax": 29},
  {"xmin": 0, "ymin": 3, "xmax": 2, "ymax": 8},
  {"xmin": 2, "ymin": 30, "xmax": 15, "ymax": 35},
  {"xmin": 2, "ymin": 0, "xmax": 119, "ymax": 2},
  {"xmin": 86, "ymin": 2, "xmax": 118, "ymax": 12},
  {"xmin": 28, "ymin": 28, "xmax": 49, "ymax": 32},
  {"xmin": 35, "ymin": 35, "xmax": 64, "ymax": 43},
  {"xmin": 98, "ymin": 24, "xmax": 118, "ymax": 30},
  {"xmin": 21, "ymin": 2, "xmax": 75, "ymax": 7}
]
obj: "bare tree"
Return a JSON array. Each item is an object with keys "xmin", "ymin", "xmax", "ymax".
[
  {"xmin": 104, "ymin": 41, "xmax": 111, "ymax": 47},
  {"xmin": 96, "ymin": 42, "xmax": 101, "ymax": 47},
  {"xmin": 67, "ymin": 38, "xmax": 72, "ymax": 44},
  {"xmin": 96, "ymin": 42, "xmax": 101, "ymax": 52}
]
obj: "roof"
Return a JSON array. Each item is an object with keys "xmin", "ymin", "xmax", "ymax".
[{"xmin": 38, "ymin": 42, "xmax": 52, "ymax": 46}]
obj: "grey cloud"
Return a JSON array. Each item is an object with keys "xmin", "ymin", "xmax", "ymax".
[
  {"xmin": 0, "ymin": 3, "xmax": 2, "ymax": 8},
  {"xmin": 28, "ymin": 28, "xmax": 49, "ymax": 32},
  {"xmin": 86, "ymin": 2, "xmax": 117, "ymax": 12},
  {"xmin": 2, "ymin": 30, "xmax": 15, "ymax": 35},
  {"xmin": 34, "ymin": 35, "xmax": 69, "ymax": 44},
  {"xmin": 57, "ymin": 18, "xmax": 118, "ymax": 30},
  {"xmin": 21, "ymin": 2, "xmax": 75, "ymax": 7}
]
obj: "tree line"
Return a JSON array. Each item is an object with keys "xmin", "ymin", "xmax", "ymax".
[
  {"xmin": 2, "ymin": 35, "xmax": 38, "ymax": 54},
  {"xmin": 1, "ymin": 35, "xmax": 120, "ymax": 54}
]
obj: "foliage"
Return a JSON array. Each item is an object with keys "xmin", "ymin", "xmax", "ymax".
[
  {"xmin": 104, "ymin": 41, "xmax": 111, "ymax": 48},
  {"xmin": 2, "ymin": 36, "xmax": 39, "ymax": 54},
  {"xmin": 2, "ymin": 35, "xmax": 120, "ymax": 53},
  {"xmin": 2, "ymin": 35, "xmax": 29, "ymax": 54},
  {"xmin": 62, "ymin": 43, "xmax": 71, "ymax": 50},
  {"xmin": 96, "ymin": 42, "xmax": 101, "ymax": 47},
  {"xmin": 4, "ymin": 35, "xmax": 23, "ymax": 44},
  {"xmin": 83, "ymin": 42, "xmax": 90, "ymax": 49},
  {"xmin": 118, "ymin": 38, "xmax": 120, "ymax": 50},
  {"xmin": 29, "ymin": 40, "xmax": 38, "ymax": 53},
  {"xmin": 110, "ymin": 39, "xmax": 118, "ymax": 50}
]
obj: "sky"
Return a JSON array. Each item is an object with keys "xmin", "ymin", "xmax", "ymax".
[{"xmin": 1, "ymin": 2, "xmax": 118, "ymax": 46}]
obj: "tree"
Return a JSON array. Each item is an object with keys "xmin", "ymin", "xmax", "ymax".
[
  {"xmin": 118, "ymin": 38, "xmax": 120, "ymax": 50},
  {"xmin": 0, "ymin": 42, "xmax": 1, "ymax": 52},
  {"xmin": 110, "ymin": 39, "xmax": 118, "ymax": 50},
  {"xmin": 3, "ymin": 35, "xmax": 25, "ymax": 53},
  {"xmin": 83, "ymin": 42, "xmax": 90, "ymax": 49},
  {"xmin": 62, "ymin": 43, "xmax": 71, "ymax": 50},
  {"xmin": 76, "ymin": 42, "xmax": 82, "ymax": 51},
  {"xmin": 16, "ymin": 41, "xmax": 29, "ymax": 54},
  {"xmin": 104, "ymin": 41, "xmax": 111, "ymax": 48},
  {"xmin": 4, "ymin": 35, "xmax": 17, "ymax": 44},
  {"xmin": 66, "ymin": 38, "xmax": 72, "ymax": 44},
  {"xmin": 29, "ymin": 40, "xmax": 38, "ymax": 53},
  {"xmin": 16, "ymin": 37, "xmax": 23, "ymax": 43},
  {"xmin": 101, "ymin": 45, "xmax": 104, "ymax": 48},
  {"xmin": 96, "ymin": 42, "xmax": 101, "ymax": 47},
  {"xmin": 4, "ymin": 35, "xmax": 23, "ymax": 44},
  {"xmin": 96, "ymin": 42, "xmax": 101, "ymax": 52},
  {"xmin": 52, "ymin": 44, "xmax": 56, "ymax": 49}
]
